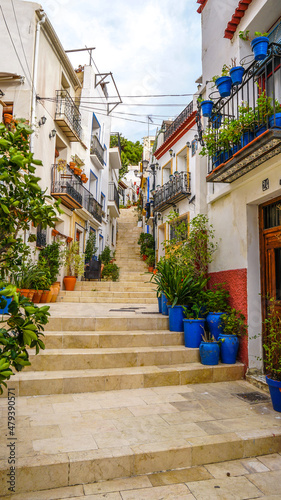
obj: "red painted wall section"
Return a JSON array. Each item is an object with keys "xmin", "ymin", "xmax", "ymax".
[{"xmin": 208, "ymin": 269, "xmax": 248, "ymax": 370}]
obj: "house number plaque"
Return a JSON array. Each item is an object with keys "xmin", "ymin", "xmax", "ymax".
[{"xmin": 262, "ymin": 178, "xmax": 269, "ymax": 191}]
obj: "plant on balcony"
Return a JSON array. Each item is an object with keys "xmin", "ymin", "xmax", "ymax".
[
  {"xmin": 229, "ymin": 58, "xmax": 245, "ymax": 86},
  {"xmin": 57, "ymin": 159, "xmax": 67, "ymax": 173},
  {"xmin": 251, "ymin": 32, "xmax": 269, "ymax": 61},
  {"xmin": 212, "ymin": 65, "xmax": 232, "ymax": 98},
  {"xmin": 71, "ymin": 154, "xmax": 85, "ymax": 168}
]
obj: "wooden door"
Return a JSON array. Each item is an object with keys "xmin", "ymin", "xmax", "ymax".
[{"xmin": 260, "ymin": 197, "xmax": 281, "ymax": 343}]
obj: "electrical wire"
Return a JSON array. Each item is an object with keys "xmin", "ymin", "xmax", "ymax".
[
  {"xmin": 11, "ymin": 0, "xmax": 33, "ymax": 85},
  {"xmin": 41, "ymin": 97, "xmax": 189, "ymax": 107},
  {"xmin": 73, "ymin": 93, "xmax": 194, "ymax": 99}
]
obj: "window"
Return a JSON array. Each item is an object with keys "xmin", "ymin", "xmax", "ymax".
[
  {"xmin": 263, "ymin": 201, "xmax": 281, "ymax": 229},
  {"xmin": 36, "ymin": 224, "xmax": 47, "ymax": 248},
  {"xmin": 170, "ymin": 215, "xmax": 188, "ymax": 242}
]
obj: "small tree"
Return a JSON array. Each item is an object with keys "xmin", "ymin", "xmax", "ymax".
[{"xmin": 85, "ymin": 232, "xmax": 98, "ymax": 263}]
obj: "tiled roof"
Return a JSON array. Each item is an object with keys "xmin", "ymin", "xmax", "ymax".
[
  {"xmin": 224, "ymin": 0, "xmax": 253, "ymax": 39},
  {"xmin": 197, "ymin": 0, "xmax": 209, "ymax": 14}
]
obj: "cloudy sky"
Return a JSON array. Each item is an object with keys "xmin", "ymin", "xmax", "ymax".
[{"xmin": 40, "ymin": 0, "xmax": 202, "ymax": 142}]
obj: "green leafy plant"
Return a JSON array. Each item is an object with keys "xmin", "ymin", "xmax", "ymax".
[
  {"xmin": 263, "ymin": 298, "xmax": 281, "ymax": 381},
  {"xmin": 255, "ymin": 89, "xmax": 273, "ymax": 123},
  {"xmin": 200, "ymin": 127, "xmax": 218, "ymax": 157},
  {"xmin": 101, "ymin": 263, "xmax": 119, "ymax": 281},
  {"xmin": 63, "ymin": 242, "xmax": 85, "ymax": 277},
  {"xmin": 221, "ymin": 308, "xmax": 247, "ymax": 336},
  {"xmin": 100, "ymin": 245, "xmax": 112, "ymax": 265},
  {"xmin": 39, "ymin": 242, "xmax": 62, "ymax": 284},
  {"xmin": 206, "ymin": 284, "xmax": 230, "ymax": 313},
  {"xmin": 0, "ymin": 283, "xmax": 50, "ymax": 394},
  {"xmin": 239, "ymin": 30, "xmax": 250, "ymax": 41},
  {"xmin": 254, "ymin": 31, "xmax": 268, "ymax": 37},
  {"xmin": 85, "ymin": 232, "xmax": 98, "ymax": 263},
  {"xmin": 138, "ymin": 233, "xmax": 154, "ymax": 257},
  {"xmin": 0, "ymin": 121, "xmax": 62, "ymax": 280},
  {"xmin": 238, "ymin": 102, "xmax": 256, "ymax": 131}
]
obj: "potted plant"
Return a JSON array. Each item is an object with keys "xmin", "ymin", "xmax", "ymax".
[
  {"xmin": 263, "ymin": 298, "xmax": 281, "ymax": 412},
  {"xmin": 214, "ymin": 64, "xmax": 232, "ymax": 98},
  {"xmin": 255, "ymin": 89, "xmax": 273, "ymax": 136},
  {"xmin": 199, "ymin": 329, "xmax": 220, "ymax": 366},
  {"xmin": 269, "ymin": 99, "xmax": 281, "ymax": 128},
  {"xmin": 183, "ymin": 301, "xmax": 206, "ymax": 348},
  {"xmin": 57, "ymin": 159, "xmax": 67, "ymax": 173},
  {"xmin": 39, "ymin": 242, "xmax": 63, "ymax": 302},
  {"xmin": 63, "ymin": 242, "xmax": 85, "ymax": 291},
  {"xmin": 229, "ymin": 58, "xmax": 245, "ymax": 86},
  {"xmin": 251, "ymin": 32, "xmax": 269, "ymax": 61},
  {"xmin": 219, "ymin": 309, "xmax": 247, "ymax": 364},
  {"xmin": 238, "ymin": 102, "xmax": 256, "ymax": 147},
  {"xmin": 205, "ymin": 284, "xmax": 229, "ymax": 339},
  {"xmin": 146, "ymin": 252, "xmax": 155, "ymax": 272},
  {"xmin": 85, "ymin": 232, "xmax": 98, "ymax": 264},
  {"xmin": 199, "ymin": 96, "xmax": 214, "ymax": 118}
]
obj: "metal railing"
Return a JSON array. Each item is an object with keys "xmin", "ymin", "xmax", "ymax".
[
  {"xmin": 207, "ymin": 42, "xmax": 281, "ymax": 173},
  {"xmin": 55, "ymin": 89, "xmax": 82, "ymax": 139},
  {"xmin": 154, "ymin": 171, "xmax": 191, "ymax": 210},
  {"xmin": 164, "ymin": 101, "xmax": 193, "ymax": 142},
  {"xmin": 51, "ymin": 164, "xmax": 102, "ymax": 222},
  {"xmin": 108, "ymin": 182, "xmax": 119, "ymax": 211},
  {"xmin": 90, "ymin": 135, "xmax": 105, "ymax": 165}
]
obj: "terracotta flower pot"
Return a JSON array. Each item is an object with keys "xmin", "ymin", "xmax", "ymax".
[
  {"xmin": 51, "ymin": 282, "xmax": 60, "ymax": 302},
  {"xmin": 148, "ymin": 266, "xmax": 154, "ymax": 273},
  {"xmin": 4, "ymin": 113, "xmax": 13, "ymax": 124},
  {"xmin": 40, "ymin": 290, "xmax": 50, "ymax": 303},
  {"xmin": 27, "ymin": 289, "xmax": 35, "ymax": 301},
  {"xmin": 46, "ymin": 289, "xmax": 53, "ymax": 303},
  {"xmin": 63, "ymin": 276, "xmax": 76, "ymax": 291},
  {"xmin": 19, "ymin": 289, "xmax": 29, "ymax": 298},
  {"xmin": 69, "ymin": 162, "xmax": 76, "ymax": 170},
  {"xmin": 33, "ymin": 290, "xmax": 43, "ymax": 303}
]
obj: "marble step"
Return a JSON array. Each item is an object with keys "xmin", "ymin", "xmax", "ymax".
[
  {"xmin": 58, "ymin": 290, "xmax": 156, "ymax": 299},
  {"xmin": 3, "ymin": 362, "xmax": 244, "ymax": 397},
  {"xmin": 46, "ymin": 316, "xmax": 169, "ymax": 332},
  {"xmin": 26, "ymin": 346, "xmax": 200, "ymax": 371},
  {"xmin": 75, "ymin": 283, "xmax": 155, "ymax": 291},
  {"xmin": 57, "ymin": 296, "xmax": 158, "ymax": 304},
  {"xmin": 42, "ymin": 330, "xmax": 184, "ymax": 349}
]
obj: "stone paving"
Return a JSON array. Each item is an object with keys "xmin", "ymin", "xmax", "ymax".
[{"xmin": 1, "ymin": 381, "xmax": 281, "ymax": 498}]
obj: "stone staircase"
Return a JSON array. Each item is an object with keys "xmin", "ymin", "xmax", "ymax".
[
  {"xmin": 58, "ymin": 207, "xmax": 157, "ymax": 304},
  {"xmin": 1, "ymin": 208, "xmax": 279, "ymax": 497}
]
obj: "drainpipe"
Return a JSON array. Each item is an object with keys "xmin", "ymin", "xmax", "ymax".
[{"xmin": 30, "ymin": 13, "xmax": 46, "ymax": 152}]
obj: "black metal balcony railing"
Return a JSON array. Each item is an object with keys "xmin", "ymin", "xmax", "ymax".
[
  {"xmin": 164, "ymin": 101, "xmax": 193, "ymax": 142},
  {"xmin": 108, "ymin": 182, "xmax": 119, "ymax": 211},
  {"xmin": 51, "ymin": 164, "xmax": 102, "ymax": 222},
  {"xmin": 90, "ymin": 135, "xmax": 105, "ymax": 165},
  {"xmin": 55, "ymin": 90, "xmax": 82, "ymax": 140},
  {"xmin": 206, "ymin": 42, "xmax": 281, "ymax": 182},
  {"xmin": 154, "ymin": 171, "xmax": 191, "ymax": 211}
]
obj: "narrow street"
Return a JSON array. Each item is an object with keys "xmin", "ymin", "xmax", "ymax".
[{"xmin": 0, "ymin": 209, "xmax": 280, "ymax": 499}]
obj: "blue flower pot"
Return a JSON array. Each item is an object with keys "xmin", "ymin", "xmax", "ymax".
[
  {"xmin": 158, "ymin": 296, "xmax": 162, "ymax": 314},
  {"xmin": 169, "ymin": 305, "xmax": 184, "ymax": 332},
  {"xmin": 229, "ymin": 66, "xmax": 245, "ymax": 86},
  {"xmin": 201, "ymin": 100, "xmax": 214, "ymax": 118},
  {"xmin": 183, "ymin": 318, "xmax": 205, "ymax": 347},
  {"xmin": 161, "ymin": 294, "xmax": 168, "ymax": 315},
  {"xmin": 211, "ymin": 114, "xmax": 222, "ymax": 129},
  {"xmin": 216, "ymin": 76, "xmax": 232, "ymax": 98},
  {"xmin": 255, "ymin": 125, "xmax": 267, "ymax": 137},
  {"xmin": 0, "ymin": 289, "xmax": 12, "ymax": 315},
  {"xmin": 206, "ymin": 312, "xmax": 227, "ymax": 340},
  {"xmin": 199, "ymin": 342, "xmax": 220, "ymax": 365},
  {"xmin": 269, "ymin": 113, "xmax": 281, "ymax": 128},
  {"xmin": 218, "ymin": 333, "xmax": 239, "ymax": 364},
  {"xmin": 251, "ymin": 36, "xmax": 269, "ymax": 61},
  {"xmin": 266, "ymin": 376, "xmax": 281, "ymax": 412},
  {"xmin": 241, "ymin": 131, "xmax": 254, "ymax": 147}
]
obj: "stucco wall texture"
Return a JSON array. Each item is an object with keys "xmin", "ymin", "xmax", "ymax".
[{"xmin": 208, "ymin": 268, "xmax": 248, "ymax": 369}]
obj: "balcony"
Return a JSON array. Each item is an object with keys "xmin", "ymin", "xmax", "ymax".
[
  {"xmin": 206, "ymin": 42, "xmax": 281, "ymax": 183},
  {"xmin": 154, "ymin": 171, "xmax": 191, "ymax": 212},
  {"xmin": 108, "ymin": 182, "xmax": 120, "ymax": 218},
  {"xmin": 54, "ymin": 90, "xmax": 82, "ymax": 142},
  {"xmin": 90, "ymin": 135, "xmax": 105, "ymax": 169},
  {"xmin": 51, "ymin": 165, "xmax": 102, "ymax": 224},
  {"xmin": 164, "ymin": 101, "xmax": 193, "ymax": 142}
]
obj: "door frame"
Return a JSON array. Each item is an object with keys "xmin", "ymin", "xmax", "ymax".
[{"xmin": 259, "ymin": 195, "xmax": 281, "ymax": 328}]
